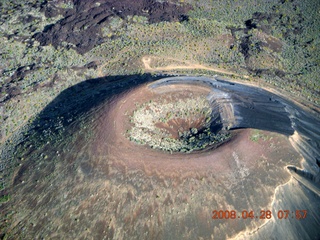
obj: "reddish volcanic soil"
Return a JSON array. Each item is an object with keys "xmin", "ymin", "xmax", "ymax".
[
  {"xmin": 1, "ymin": 81, "xmax": 304, "ymax": 240},
  {"xmin": 95, "ymin": 83, "xmax": 300, "ymax": 179},
  {"xmin": 84, "ymin": 82, "xmax": 302, "ymax": 238}
]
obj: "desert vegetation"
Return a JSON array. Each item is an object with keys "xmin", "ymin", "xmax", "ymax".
[
  {"xmin": 127, "ymin": 93, "xmax": 230, "ymax": 153},
  {"xmin": 1, "ymin": 0, "xmax": 319, "ymax": 143}
]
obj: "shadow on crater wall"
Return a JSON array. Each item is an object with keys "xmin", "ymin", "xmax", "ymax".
[{"xmin": 0, "ymin": 74, "xmax": 319, "ymax": 240}]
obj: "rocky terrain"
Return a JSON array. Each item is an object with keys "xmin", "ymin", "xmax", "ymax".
[
  {"xmin": 1, "ymin": 0, "xmax": 319, "ymax": 143},
  {"xmin": 0, "ymin": 0, "xmax": 319, "ymax": 239}
]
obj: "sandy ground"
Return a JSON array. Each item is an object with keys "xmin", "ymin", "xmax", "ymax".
[{"xmin": 141, "ymin": 56, "xmax": 248, "ymax": 78}]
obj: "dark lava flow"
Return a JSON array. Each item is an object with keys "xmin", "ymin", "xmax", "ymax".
[
  {"xmin": 34, "ymin": 0, "xmax": 192, "ymax": 54},
  {"xmin": 0, "ymin": 75, "xmax": 319, "ymax": 239}
]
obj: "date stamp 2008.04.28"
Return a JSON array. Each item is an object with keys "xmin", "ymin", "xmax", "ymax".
[{"xmin": 212, "ymin": 210, "xmax": 307, "ymax": 220}]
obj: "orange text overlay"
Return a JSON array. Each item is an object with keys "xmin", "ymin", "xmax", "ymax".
[{"xmin": 212, "ymin": 210, "xmax": 307, "ymax": 220}]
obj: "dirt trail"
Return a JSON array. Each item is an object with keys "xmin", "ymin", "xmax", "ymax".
[
  {"xmin": 142, "ymin": 55, "xmax": 249, "ymax": 78},
  {"xmin": 141, "ymin": 55, "xmax": 320, "ymax": 114}
]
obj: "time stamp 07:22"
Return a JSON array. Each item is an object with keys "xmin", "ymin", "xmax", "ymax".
[{"xmin": 212, "ymin": 210, "xmax": 308, "ymax": 220}]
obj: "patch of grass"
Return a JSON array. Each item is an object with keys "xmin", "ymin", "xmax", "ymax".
[
  {"xmin": 250, "ymin": 129, "xmax": 270, "ymax": 142},
  {"xmin": 127, "ymin": 93, "xmax": 230, "ymax": 153},
  {"xmin": 0, "ymin": 194, "xmax": 10, "ymax": 203}
]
